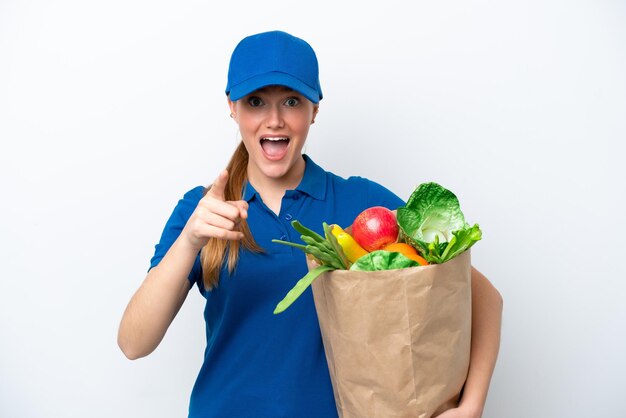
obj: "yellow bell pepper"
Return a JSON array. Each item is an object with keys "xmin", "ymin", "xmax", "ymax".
[{"xmin": 330, "ymin": 224, "xmax": 369, "ymax": 263}]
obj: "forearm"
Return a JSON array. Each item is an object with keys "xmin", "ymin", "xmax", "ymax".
[
  {"xmin": 459, "ymin": 267, "xmax": 503, "ymax": 416},
  {"xmin": 117, "ymin": 236, "xmax": 197, "ymax": 359}
]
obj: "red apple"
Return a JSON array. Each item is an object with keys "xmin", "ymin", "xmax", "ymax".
[{"xmin": 351, "ymin": 206, "xmax": 399, "ymax": 252}]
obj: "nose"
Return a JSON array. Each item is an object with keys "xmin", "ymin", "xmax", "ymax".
[{"xmin": 265, "ymin": 105, "xmax": 285, "ymax": 129}]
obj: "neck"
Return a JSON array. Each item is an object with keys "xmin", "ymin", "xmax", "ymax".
[{"xmin": 247, "ymin": 156, "xmax": 306, "ymax": 214}]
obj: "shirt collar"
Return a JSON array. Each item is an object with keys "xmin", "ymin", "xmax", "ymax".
[
  {"xmin": 242, "ymin": 180, "xmax": 257, "ymax": 202},
  {"xmin": 241, "ymin": 154, "xmax": 327, "ymax": 202},
  {"xmin": 296, "ymin": 154, "xmax": 327, "ymax": 200}
]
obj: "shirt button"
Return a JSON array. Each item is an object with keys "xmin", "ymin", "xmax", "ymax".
[
  {"xmin": 280, "ymin": 235, "xmax": 287, "ymax": 240},
  {"xmin": 284, "ymin": 213, "xmax": 293, "ymax": 221}
]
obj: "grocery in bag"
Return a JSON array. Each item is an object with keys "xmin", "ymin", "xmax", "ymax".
[{"xmin": 272, "ymin": 182, "xmax": 481, "ymax": 417}]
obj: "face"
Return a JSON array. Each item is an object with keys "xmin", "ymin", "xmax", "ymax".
[{"xmin": 228, "ymin": 85, "xmax": 319, "ymax": 188}]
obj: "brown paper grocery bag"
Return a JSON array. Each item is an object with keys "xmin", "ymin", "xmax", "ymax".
[{"xmin": 311, "ymin": 249, "xmax": 472, "ymax": 418}]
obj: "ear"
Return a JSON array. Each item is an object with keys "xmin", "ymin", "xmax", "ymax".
[
  {"xmin": 311, "ymin": 104, "xmax": 319, "ymax": 124},
  {"xmin": 227, "ymin": 98, "xmax": 237, "ymax": 120}
]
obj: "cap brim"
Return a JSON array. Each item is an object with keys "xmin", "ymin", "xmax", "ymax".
[{"xmin": 228, "ymin": 72, "xmax": 321, "ymax": 104}]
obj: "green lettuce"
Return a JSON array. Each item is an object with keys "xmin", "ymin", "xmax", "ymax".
[
  {"xmin": 397, "ymin": 182, "xmax": 482, "ymax": 264},
  {"xmin": 349, "ymin": 250, "xmax": 420, "ymax": 271}
]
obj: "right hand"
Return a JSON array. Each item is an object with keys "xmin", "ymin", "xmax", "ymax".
[{"xmin": 181, "ymin": 169, "xmax": 248, "ymax": 251}]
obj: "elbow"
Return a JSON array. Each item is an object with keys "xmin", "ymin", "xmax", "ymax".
[
  {"xmin": 485, "ymin": 280, "xmax": 504, "ymax": 315},
  {"xmin": 117, "ymin": 329, "xmax": 151, "ymax": 360},
  {"xmin": 118, "ymin": 339, "xmax": 150, "ymax": 360},
  {"xmin": 120, "ymin": 346, "xmax": 144, "ymax": 361},
  {"xmin": 485, "ymin": 281, "xmax": 504, "ymax": 317},
  {"xmin": 118, "ymin": 336, "xmax": 141, "ymax": 360}
]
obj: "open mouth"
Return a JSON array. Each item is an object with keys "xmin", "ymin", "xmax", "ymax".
[{"xmin": 260, "ymin": 137, "xmax": 290, "ymax": 159}]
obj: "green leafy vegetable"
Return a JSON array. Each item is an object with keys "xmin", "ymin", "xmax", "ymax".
[
  {"xmin": 397, "ymin": 182, "xmax": 482, "ymax": 264},
  {"xmin": 439, "ymin": 224, "xmax": 482, "ymax": 262},
  {"xmin": 349, "ymin": 250, "xmax": 420, "ymax": 271}
]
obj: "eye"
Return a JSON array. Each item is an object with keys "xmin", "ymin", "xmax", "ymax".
[
  {"xmin": 284, "ymin": 97, "xmax": 300, "ymax": 107},
  {"xmin": 247, "ymin": 96, "xmax": 263, "ymax": 107}
]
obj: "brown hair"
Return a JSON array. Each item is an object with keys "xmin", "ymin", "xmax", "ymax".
[{"xmin": 200, "ymin": 141, "xmax": 263, "ymax": 290}]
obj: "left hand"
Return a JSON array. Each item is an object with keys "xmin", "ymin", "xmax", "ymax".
[{"xmin": 435, "ymin": 405, "xmax": 481, "ymax": 418}]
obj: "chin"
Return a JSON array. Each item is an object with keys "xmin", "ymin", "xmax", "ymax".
[
  {"xmin": 261, "ymin": 163, "xmax": 293, "ymax": 179},
  {"xmin": 262, "ymin": 154, "xmax": 303, "ymax": 179}
]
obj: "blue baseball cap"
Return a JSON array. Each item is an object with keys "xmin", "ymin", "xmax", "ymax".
[{"xmin": 226, "ymin": 30, "xmax": 323, "ymax": 104}]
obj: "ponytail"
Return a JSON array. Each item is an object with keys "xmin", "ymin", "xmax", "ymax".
[{"xmin": 200, "ymin": 142, "xmax": 262, "ymax": 290}]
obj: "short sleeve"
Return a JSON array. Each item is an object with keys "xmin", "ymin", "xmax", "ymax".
[
  {"xmin": 148, "ymin": 186, "xmax": 205, "ymax": 286},
  {"xmin": 366, "ymin": 180, "xmax": 405, "ymax": 209}
]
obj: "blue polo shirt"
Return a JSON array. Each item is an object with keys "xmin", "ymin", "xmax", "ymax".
[{"xmin": 150, "ymin": 155, "xmax": 404, "ymax": 418}]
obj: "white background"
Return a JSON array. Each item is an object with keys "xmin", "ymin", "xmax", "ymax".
[{"xmin": 1, "ymin": 1, "xmax": 624, "ymax": 417}]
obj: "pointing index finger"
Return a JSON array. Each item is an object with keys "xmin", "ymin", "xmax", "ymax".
[{"xmin": 207, "ymin": 169, "xmax": 228, "ymax": 201}]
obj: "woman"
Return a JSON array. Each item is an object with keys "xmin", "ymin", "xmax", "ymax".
[{"xmin": 118, "ymin": 30, "xmax": 503, "ymax": 418}]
